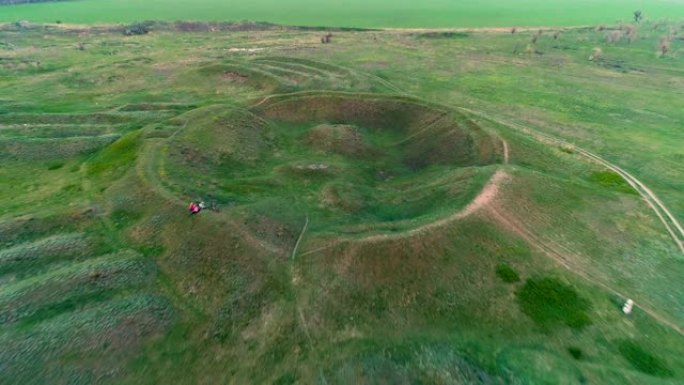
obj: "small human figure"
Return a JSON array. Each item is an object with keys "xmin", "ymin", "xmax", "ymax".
[{"xmin": 188, "ymin": 202, "xmax": 201, "ymax": 215}]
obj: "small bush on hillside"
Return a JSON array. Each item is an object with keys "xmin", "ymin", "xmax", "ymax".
[
  {"xmin": 606, "ymin": 30, "xmax": 622, "ymax": 43},
  {"xmin": 123, "ymin": 23, "xmax": 150, "ymax": 36},
  {"xmin": 567, "ymin": 347, "xmax": 583, "ymax": 360},
  {"xmin": 559, "ymin": 144, "xmax": 575, "ymax": 154},
  {"xmin": 517, "ymin": 277, "xmax": 592, "ymax": 330},
  {"xmin": 589, "ymin": 47, "xmax": 603, "ymax": 61},
  {"xmin": 622, "ymin": 25, "xmax": 638, "ymax": 43},
  {"xmin": 658, "ymin": 36, "xmax": 671, "ymax": 57},
  {"xmin": 47, "ymin": 162, "xmax": 64, "ymax": 170},
  {"xmin": 633, "ymin": 10, "xmax": 643, "ymax": 24},
  {"xmin": 495, "ymin": 263, "xmax": 520, "ymax": 283},
  {"xmin": 618, "ymin": 340, "xmax": 673, "ymax": 377},
  {"xmin": 589, "ymin": 171, "xmax": 637, "ymax": 195}
]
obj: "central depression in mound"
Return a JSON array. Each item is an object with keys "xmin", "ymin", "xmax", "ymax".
[{"xmin": 164, "ymin": 94, "xmax": 502, "ymax": 233}]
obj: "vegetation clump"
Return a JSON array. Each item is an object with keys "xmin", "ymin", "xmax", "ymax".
[
  {"xmin": 517, "ymin": 277, "xmax": 592, "ymax": 330},
  {"xmin": 415, "ymin": 31, "xmax": 469, "ymax": 39},
  {"xmin": 495, "ymin": 263, "xmax": 520, "ymax": 283},
  {"xmin": 123, "ymin": 22, "xmax": 151, "ymax": 36},
  {"xmin": 589, "ymin": 170, "xmax": 637, "ymax": 195},
  {"xmin": 618, "ymin": 340, "xmax": 673, "ymax": 377},
  {"xmin": 567, "ymin": 347, "xmax": 583, "ymax": 360}
]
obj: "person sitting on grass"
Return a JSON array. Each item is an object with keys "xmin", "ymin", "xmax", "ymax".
[
  {"xmin": 188, "ymin": 202, "xmax": 201, "ymax": 215},
  {"xmin": 188, "ymin": 201, "xmax": 207, "ymax": 215}
]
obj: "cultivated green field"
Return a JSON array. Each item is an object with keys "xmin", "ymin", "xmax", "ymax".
[
  {"xmin": 1, "ymin": 14, "xmax": 683, "ymax": 385},
  {"xmin": 1, "ymin": 0, "xmax": 684, "ymax": 28}
]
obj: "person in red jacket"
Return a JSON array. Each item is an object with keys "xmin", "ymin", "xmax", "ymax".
[{"xmin": 188, "ymin": 202, "xmax": 201, "ymax": 215}]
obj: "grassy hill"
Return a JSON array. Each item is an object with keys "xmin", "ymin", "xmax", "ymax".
[
  {"xmin": 1, "ymin": 0, "xmax": 684, "ymax": 27},
  {"xmin": 0, "ymin": 17, "xmax": 683, "ymax": 385}
]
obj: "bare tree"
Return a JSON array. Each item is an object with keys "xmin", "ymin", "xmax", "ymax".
[
  {"xmin": 606, "ymin": 30, "xmax": 622, "ymax": 43},
  {"xmin": 321, "ymin": 33, "xmax": 332, "ymax": 44},
  {"xmin": 658, "ymin": 36, "xmax": 671, "ymax": 57},
  {"xmin": 623, "ymin": 25, "xmax": 638, "ymax": 43},
  {"xmin": 530, "ymin": 30, "xmax": 542, "ymax": 44},
  {"xmin": 634, "ymin": 10, "xmax": 643, "ymax": 23}
]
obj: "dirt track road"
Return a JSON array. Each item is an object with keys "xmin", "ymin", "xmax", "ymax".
[
  {"xmin": 458, "ymin": 107, "xmax": 684, "ymax": 255},
  {"xmin": 356, "ymin": 169, "xmax": 510, "ymax": 244},
  {"xmin": 484, "ymin": 201, "xmax": 684, "ymax": 336}
]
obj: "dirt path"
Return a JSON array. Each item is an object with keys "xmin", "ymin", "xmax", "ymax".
[
  {"xmin": 291, "ymin": 215, "xmax": 309, "ymax": 261},
  {"xmin": 458, "ymin": 107, "xmax": 684, "ymax": 255},
  {"xmin": 346, "ymin": 169, "xmax": 510, "ymax": 244},
  {"xmin": 484, "ymin": 202, "xmax": 684, "ymax": 336},
  {"xmin": 296, "ymin": 168, "xmax": 510, "ymax": 259},
  {"xmin": 502, "ymin": 138, "xmax": 510, "ymax": 164}
]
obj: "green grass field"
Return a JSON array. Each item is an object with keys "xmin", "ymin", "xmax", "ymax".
[
  {"xmin": 1, "ymin": 10, "xmax": 683, "ymax": 385},
  {"xmin": 1, "ymin": 0, "xmax": 684, "ymax": 27}
]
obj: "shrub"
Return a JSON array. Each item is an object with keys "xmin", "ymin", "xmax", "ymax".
[
  {"xmin": 517, "ymin": 277, "xmax": 592, "ymax": 330},
  {"xmin": 618, "ymin": 340, "xmax": 673, "ymax": 377},
  {"xmin": 568, "ymin": 347, "xmax": 583, "ymax": 360},
  {"xmin": 606, "ymin": 30, "xmax": 622, "ymax": 43},
  {"xmin": 589, "ymin": 47, "xmax": 603, "ymax": 61},
  {"xmin": 47, "ymin": 162, "xmax": 64, "ymax": 170},
  {"xmin": 658, "ymin": 36, "xmax": 671, "ymax": 57},
  {"xmin": 589, "ymin": 170, "xmax": 637, "ymax": 195},
  {"xmin": 495, "ymin": 263, "xmax": 520, "ymax": 283},
  {"xmin": 123, "ymin": 23, "xmax": 150, "ymax": 36}
]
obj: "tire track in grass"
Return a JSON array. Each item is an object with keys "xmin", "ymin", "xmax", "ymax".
[
  {"xmin": 291, "ymin": 215, "xmax": 309, "ymax": 262},
  {"xmin": 356, "ymin": 169, "xmax": 509, "ymax": 244},
  {"xmin": 484, "ymin": 202, "xmax": 684, "ymax": 336},
  {"xmin": 289, "ymin": 214, "xmax": 329, "ymax": 385},
  {"xmin": 457, "ymin": 108, "xmax": 684, "ymax": 334},
  {"xmin": 458, "ymin": 107, "xmax": 684, "ymax": 255},
  {"xmin": 296, "ymin": 167, "xmax": 509, "ymax": 261}
]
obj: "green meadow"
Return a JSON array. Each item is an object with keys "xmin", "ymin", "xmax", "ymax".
[
  {"xmin": 0, "ymin": 9, "xmax": 683, "ymax": 385},
  {"xmin": 1, "ymin": 0, "xmax": 684, "ymax": 27}
]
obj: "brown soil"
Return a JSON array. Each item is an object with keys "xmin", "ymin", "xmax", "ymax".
[
  {"xmin": 355, "ymin": 169, "xmax": 510, "ymax": 243},
  {"xmin": 221, "ymin": 71, "xmax": 249, "ymax": 82}
]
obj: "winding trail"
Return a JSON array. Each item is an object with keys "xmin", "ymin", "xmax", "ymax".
[
  {"xmin": 297, "ymin": 167, "xmax": 510, "ymax": 259},
  {"xmin": 458, "ymin": 107, "xmax": 684, "ymax": 254},
  {"xmin": 289, "ymin": 214, "xmax": 329, "ymax": 385},
  {"xmin": 291, "ymin": 215, "xmax": 309, "ymax": 261},
  {"xmin": 456, "ymin": 109, "xmax": 684, "ymax": 334},
  {"xmin": 356, "ymin": 169, "xmax": 510, "ymax": 244},
  {"xmin": 484, "ymin": 202, "xmax": 684, "ymax": 336},
  {"xmin": 502, "ymin": 138, "xmax": 509, "ymax": 164}
]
